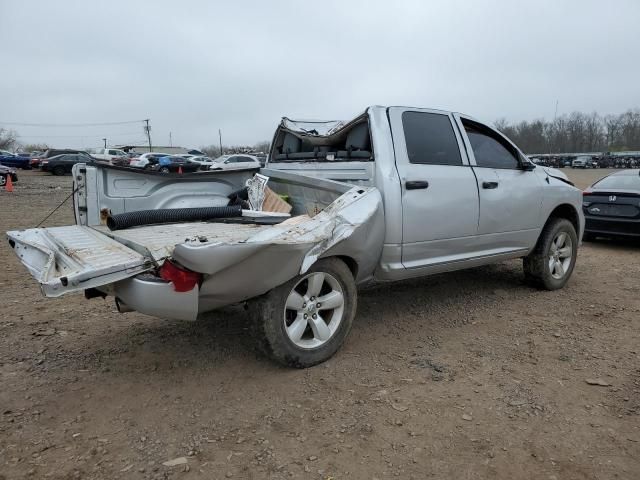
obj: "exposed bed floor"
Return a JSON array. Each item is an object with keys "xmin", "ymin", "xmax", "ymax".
[{"xmin": 94, "ymin": 222, "xmax": 272, "ymax": 261}]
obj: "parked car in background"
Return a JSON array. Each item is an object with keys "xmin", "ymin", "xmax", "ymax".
[
  {"xmin": 129, "ymin": 152, "xmax": 170, "ymax": 169},
  {"xmin": 89, "ymin": 148, "xmax": 129, "ymax": 165},
  {"xmin": 571, "ymin": 155, "xmax": 592, "ymax": 168},
  {"xmin": 209, "ymin": 154, "xmax": 261, "ymax": 171},
  {"xmin": 30, "ymin": 153, "xmax": 45, "ymax": 169},
  {"xmin": 582, "ymin": 169, "xmax": 640, "ymax": 240},
  {"xmin": 185, "ymin": 155, "xmax": 214, "ymax": 170},
  {"xmin": 0, "ymin": 164, "xmax": 18, "ymax": 186},
  {"xmin": 41, "ymin": 153, "xmax": 95, "ymax": 175},
  {"xmin": 152, "ymin": 155, "xmax": 200, "ymax": 173},
  {"xmin": 0, "ymin": 151, "xmax": 32, "ymax": 169}
]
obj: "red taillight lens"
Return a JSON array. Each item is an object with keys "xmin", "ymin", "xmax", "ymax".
[
  {"xmin": 159, "ymin": 260, "xmax": 201, "ymax": 292},
  {"xmin": 582, "ymin": 190, "xmax": 590, "ymax": 195}
]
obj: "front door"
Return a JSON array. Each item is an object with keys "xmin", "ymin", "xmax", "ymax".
[
  {"xmin": 388, "ymin": 107, "xmax": 480, "ymax": 269},
  {"xmin": 455, "ymin": 116, "xmax": 543, "ymax": 252}
]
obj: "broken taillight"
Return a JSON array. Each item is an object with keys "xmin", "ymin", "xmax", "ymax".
[{"xmin": 159, "ymin": 260, "xmax": 201, "ymax": 292}]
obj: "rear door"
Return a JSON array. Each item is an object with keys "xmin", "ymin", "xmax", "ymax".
[
  {"xmin": 388, "ymin": 107, "xmax": 480, "ymax": 269},
  {"xmin": 455, "ymin": 115, "xmax": 543, "ymax": 252}
]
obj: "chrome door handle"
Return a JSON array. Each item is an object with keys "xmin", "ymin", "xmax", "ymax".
[{"xmin": 482, "ymin": 181, "xmax": 499, "ymax": 189}]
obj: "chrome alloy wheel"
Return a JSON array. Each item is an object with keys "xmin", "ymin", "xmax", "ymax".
[
  {"xmin": 548, "ymin": 231, "xmax": 573, "ymax": 280},
  {"xmin": 283, "ymin": 271, "xmax": 345, "ymax": 349}
]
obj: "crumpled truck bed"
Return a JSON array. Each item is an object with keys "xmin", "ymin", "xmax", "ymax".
[{"xmin": 7, "ymin": 179, "xmax": 385, "ymax": 317}]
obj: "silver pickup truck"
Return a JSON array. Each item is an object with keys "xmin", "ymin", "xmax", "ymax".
[{"xmin": 7, "ymin": 105, "xmax": 583, "ymax": 368}]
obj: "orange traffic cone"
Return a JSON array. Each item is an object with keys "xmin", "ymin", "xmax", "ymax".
[
  {"xmin": 178, "ymin": 166, "xmax": 183, "ymax": 174},
  {"xmin": 5, "ymin": 174, "xmax": 13, "ymax": 192}
]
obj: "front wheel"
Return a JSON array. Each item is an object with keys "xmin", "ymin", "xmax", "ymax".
[
  {"xmin": 52, "ymin": 165, "xmax": 66, "ymax": 176},
  {"xmin": 159, "ymin": 166, "xmax": 170, "ymax": 173},
  {"xmin": 250, "ymin": 258, "xmax": 357, "ymax": 368},
  {"xmin": 524, "ymin": 218, "xmax": 578, "ymax": 290}
]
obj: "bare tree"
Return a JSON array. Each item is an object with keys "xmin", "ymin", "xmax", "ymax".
[{"xmin": 0, "ymin": 128, "xmax": 17, "ymax": 151}]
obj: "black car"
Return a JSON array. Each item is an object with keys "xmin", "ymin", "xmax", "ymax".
[
  {"xmin": 582, "ymin": 169, "xmax": 640, "ymax": 240},
  {"xmin": 0, "ymin": 164, "xmax": 18, "ymax": 187},
  {"xmin": 41, "ymin": 153, "xmax": 95, "ymax": 175}
]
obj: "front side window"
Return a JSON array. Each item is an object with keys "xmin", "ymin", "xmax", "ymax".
[
  {"xmin": 463, "ymin": 121, "xmax": 519, "ymax": 169},
  {"xmin": 402, "ymin": 111, "xmax": 462, "ymax": 166}
]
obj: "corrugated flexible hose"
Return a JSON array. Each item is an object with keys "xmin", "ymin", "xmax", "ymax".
[{"xmin": 106, "ymin": 205, "xmax": 243, "ymax": 231}]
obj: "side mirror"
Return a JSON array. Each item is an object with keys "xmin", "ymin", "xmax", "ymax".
[{"xmin": 520, "ymin": 162, "xmax": 536, "ymax": 171}]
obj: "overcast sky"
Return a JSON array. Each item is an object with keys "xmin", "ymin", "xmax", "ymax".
[{"xmin": 1, "ymin": 0, "xmax": 639, "ymax": 150}]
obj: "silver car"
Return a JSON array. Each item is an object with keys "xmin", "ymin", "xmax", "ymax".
[{"xmin": 209, "ymin": 154, "xmax": 261, "ymax": 171}]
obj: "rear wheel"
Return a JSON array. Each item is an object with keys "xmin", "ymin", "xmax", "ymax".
[
  {"xmin": 250, "ymin": 258, "xmax": 357, "ymax": 368},
  {"xmin": 0, "ymin": 174, "xmax": 6, "ymax": 186},
  {"xmin": 524, "ymin": 218, "xmax": 578, "ymax": 290},
  {"xmin": 159, "ymin": 166, "xmax": 170, "ymax": 173},
  {"xmin": 52, "ymin": 165, "xmax": 66, "ymax": 176}
]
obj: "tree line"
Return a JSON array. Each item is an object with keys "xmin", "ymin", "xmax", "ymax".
[{"xmin": 495, "ymin": 109, "xmax": 640, "ymax": 154}]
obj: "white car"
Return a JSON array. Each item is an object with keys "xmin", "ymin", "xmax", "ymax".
[
  {"xmin": 129, "ymin": 152, "xmax": 170, "ymax": 169},
  {"xmin": 209, "ymin": 154, "xmax": 261, "ymax": 171},
  {"xmin": 571, "ymin": 155, "xmax": 592, "ymax": 168},
  {"xmin": 89, "ymin": 148, "xmax": 128, "ymax": 165}
]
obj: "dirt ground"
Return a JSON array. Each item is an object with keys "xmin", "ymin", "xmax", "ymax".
[{"xmin": 0, "ymin": 168, "xmax": 638, "ymax": 480}]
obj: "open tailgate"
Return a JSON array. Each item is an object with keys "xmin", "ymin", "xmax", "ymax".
[{"xmin": 7, "ymin": 226, "xmax": 153, "ymax": 297}]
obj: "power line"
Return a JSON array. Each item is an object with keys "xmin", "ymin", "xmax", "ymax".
[
  {"xmin": 0, "ymin": 119, "xmax": 146, "ymax": 127},
  {"xmin": 16, "ymin": 131, "xmax": 144, "ymax": 138}
]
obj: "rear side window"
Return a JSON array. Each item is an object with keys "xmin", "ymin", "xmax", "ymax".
[
  {"xmin": 463, "ymin": 121, "xmax": 519, "ymax": 169},
  {"xmin": 402, "ymin": 112, "xmax": 462, "ymax": 166},
  {"xmin": 594, "ymin": 174, "xmax": 640, "ymax": 190}
]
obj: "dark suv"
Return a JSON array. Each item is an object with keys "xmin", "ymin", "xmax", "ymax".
[{"xmin": 41, "ymin": 153, "xmax": 95, "ymax": 175}]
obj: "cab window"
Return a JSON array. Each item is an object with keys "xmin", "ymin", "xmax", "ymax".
[
  {"xmin": 463, "ymin": 120, "xmax": 519, "ymax": 169},
  {"xmin": 402, "ymin": 111, "xmax": 462, "ymax": 166}
]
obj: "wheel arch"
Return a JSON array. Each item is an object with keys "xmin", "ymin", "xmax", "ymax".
[
  {"xmin": 332, "ymin": 255, "xmax": 359, "ymax": 279},
  {"xmin": 545, "ymin": 203, "xmax": 580, "ymax": 234}
]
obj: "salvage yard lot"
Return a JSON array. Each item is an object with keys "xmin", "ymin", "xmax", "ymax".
[{"xmin": 0, "ymin": 169, "xmax": 639, "ymax": 479}]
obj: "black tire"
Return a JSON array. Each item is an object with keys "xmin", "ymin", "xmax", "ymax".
[
  {"xmin": 0, "ymin": 174, "xmax": 6, "ymax": 187},
  {"xmin": 249, "ymin": 258, "xmax": 357, "ymax": 368},
  {"xmin": 524, "ymin": 218, "xmax": 578, "ymax": 290},
  {"xmin": 52, "ymin": 165, "xmax": 66, "ymax": 176},
  {"xmin": 159, "ymin": 167, "xmax": 170, "ymax": 173}
]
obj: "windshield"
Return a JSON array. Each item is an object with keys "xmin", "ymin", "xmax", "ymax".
[{"xmin": 593, "ymin": 174, "xmax": 640, "ymax": 190}]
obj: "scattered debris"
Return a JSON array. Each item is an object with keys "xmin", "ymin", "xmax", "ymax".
[
  {"xmin": 585, "ymin": 378, "xmax": 610, "ymax": 387},
  {"xmin": 33, "ymin": 328, "xmax": 56, "ymax": 336},
  {"xmin": 462, "ymin": 414, "xmax": 473, "ymax": 421},
  {"xmin": 163, "ymin": 457, "xmax": 188, "ymax": 467},
  {"xmin": 391, "ymin": 403, "xmax": 409, "ymax": 412}
]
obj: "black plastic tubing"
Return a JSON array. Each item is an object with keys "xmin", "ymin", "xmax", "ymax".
[{"xmin": 106, "ymin": 205, "xmax": 243, "ymax": 231}]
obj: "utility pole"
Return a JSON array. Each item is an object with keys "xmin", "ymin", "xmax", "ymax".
[
  {"xmin": 144, "ymin": 119, "xmax": 153, "ymax": 152},
  {"xmin": 218, "ymin": 129, "xmax": 223, "ymax": 156},
  {"xmin": 102, "ymin": 138, "xmax": 107, "ymax": 148},
  {"xmin": 169, "ymin": 131, "xmax": 172, "ymax": 147}
]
